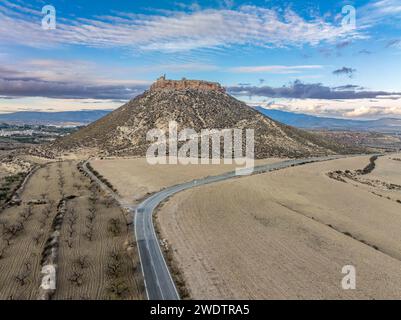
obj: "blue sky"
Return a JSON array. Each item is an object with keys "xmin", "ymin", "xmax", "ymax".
[{"xmin": 0, "ymin": 0, "xmax": 401, "ymax": 119}]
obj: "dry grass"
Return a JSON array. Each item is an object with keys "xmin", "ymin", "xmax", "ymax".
[
  {"xmin": 365, "ymin": 154, "xmax": 401, "ymax": 185},
  {"xmin": 91, "ymin": 157, "xmax": 283, "ymax": 202},
  {"xmin": 157, "ymin": 154, "xmax": 401, "ymax": 299}
]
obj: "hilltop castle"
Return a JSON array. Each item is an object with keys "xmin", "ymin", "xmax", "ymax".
[{"xmin": 150, "ymin": 75, "xmax": 226, "ymax": 93}]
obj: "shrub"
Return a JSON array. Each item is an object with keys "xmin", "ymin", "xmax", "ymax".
[{"xmin": 108, "ymin": 218, "xmax": 122, "ymax": 236}]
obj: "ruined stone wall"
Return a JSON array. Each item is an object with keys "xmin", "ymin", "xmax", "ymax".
[{"xmin": 150, "ymin": 78, "xmax": 225, "ymax": 93}]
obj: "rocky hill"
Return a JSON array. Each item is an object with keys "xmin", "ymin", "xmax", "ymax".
[
  {"xmin": 45, "ymin": 78, "xmax": 354, "ymax": 159},
  {"xmin": 150, "ymin": 75, "xmax": 225, "ymax": 93}
]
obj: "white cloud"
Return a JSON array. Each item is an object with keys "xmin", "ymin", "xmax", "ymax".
[
  {"xmin": 358, "ymin": 0, "xmax": 401, "ymax": 28},
  {"xmin": 0, "ymin": 97, "xmax": 123, "ymax": 114},
  {"xmin": 370, "ymin": 0, "xmax": 401, "ymax": 14},
  {"xmin": 230, "ymin": 65, "xmax": 324, "ymax": 74},
  {"xmin": 344, "ymin": 105, "xmax": 401, "ymax": 117},
  {"xmin": 252, "ymin": 97, "xmax": 401, "ymax": 119},
  {"xmin": 0, "ymin": 3, "xmax": 363, "ymax": 52},
  {"xmin": 130, "ymin": 63, "xmax": 219, "ymax": 73}
]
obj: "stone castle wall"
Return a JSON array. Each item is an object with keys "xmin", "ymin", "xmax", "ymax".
[{"xmin": 150, "ymin": 76, "xmax": 225, "ymax": 93}]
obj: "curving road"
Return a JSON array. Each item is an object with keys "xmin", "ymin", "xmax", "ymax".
[
  {"xmin": 133, "ymin": 154, "xmax": 349, "ymax": 300},
  {"xmin": 84, "ymin": 154, "xmax": 378, "ymax": 300}
]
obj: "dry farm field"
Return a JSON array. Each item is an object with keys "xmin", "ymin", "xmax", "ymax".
[
  {"xmin": 0, "ymin": 159, "xmax": 145, "ymax": 300},
  {"xmin": 156, "ymin": 154, "xmax": 401, "ymax": 299},
  {"xmin": 365, "ymin": 155, "xmax": 401, "ymax": 185},
  {"xmin": 90, "ymin": 157, "xmax": 283, "ymax": 203},
  {"xmin": 3, "ymin": 152, "xmax": 401, "ymax": 300}
]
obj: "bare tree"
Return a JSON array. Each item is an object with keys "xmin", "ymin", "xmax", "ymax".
[
  {"xmin": 0, "ymin": 221, "xmax": 6, "ymax": 236},
  {"xmin": 74, "ymin": 255, "xmax": 89, "ymax": 269},
  {"xmin": 0, "ymin": 246, "xmax": 6, "ymax": 260},
  {"xmin": 68, "ymin": 270, "xmax": 84, "ymax": 286},
  {"xmin": 57, "ymin": 167, "xmax": 65, "ymax": 196},
  {"xmin": 109, "ymin": 249, "xmax": 121, "ymax": 262},
  {"xmin": 41, "ymin": 206, "xmax": 52, "ymax": 219},
  {"xmin": 67, "ymin": 224, "xmax": 74, "ymax": 238},
  {"xmin": 107, "ymin": 281, "xmax": 129, "ymax": 298},
  {"xmin": 19, "ymin": 206, "xmax": 33, "ymax": 222},
  {"xmin": 64, "ymin": 208, "xmax": 78, "ymax": 245},
  {"xmin": 84, "ymin": 227, "xmax": 93, "ymax": 241},
  {"xmin": 73, "ymin": 183, "xmax": 81, "ymax": 191},
  {"xmin": 65, "ymin": 238, "xmax": 73, "ymax": 249},
  {"xmin": 103, "ymin": 196, "xmax": 114, "ymax": 208},
  {"xmin": 84, "ymin": 206, "xmax": 96, "ymax": 241},
  {"xmin": 48, "ymin": 199, "xmax": 56, "ymax": 209},
  {"xmin": 108, "ymin": 218, "xmax": 122, "ymax": 236},
  {"xmin": 15, "ymin": 262, "xmax": 31, "ymax": 286},
  {"xmin": 107, "ymin": 250, "xmax": 122, "ymax": 278},
  {"xmin": 38, "ymin": 217, "xmax": 47, "ymax": 229},
  {"xmin": 67, "ymin": 209, "xmax": 78, "ymax": 226},
  {"xmin": 3, "ymin": 221, "xmax": 24, "ymax": 239},
  {"xmin": 88, "ymin": 183, "xmax": 98, "ymax": 205},
  {"xmin": 34, "ymin": 233, "xmax": 43, "ymax": 246},
  {"xmin": 86, "ymin": 209, "xmax": 96, "ymax": 224},
  {"xmin": 32, "ymin": 233, "xmax": 42, "ymax": 245},
  {"xmin": 1, "ymin": 236, "xmax": 10, "ymax": 247}
]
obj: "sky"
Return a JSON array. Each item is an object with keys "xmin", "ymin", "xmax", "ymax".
[{"xmin": 0, "ymin": 0, "xmax": 401, "ymax": 119}]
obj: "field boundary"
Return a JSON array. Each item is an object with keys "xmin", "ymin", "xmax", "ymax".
[{"xmin": 0, "ymin": 163, "xmax": 41, "ymax": 212}]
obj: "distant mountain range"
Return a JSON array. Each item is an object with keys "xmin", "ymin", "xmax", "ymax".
[
  {"xmin": 0, "ymin": 110, "xmax": 112, "ymax": 126},
  {"xmin": 2, "ymin": 108, "xmax": 401, "ymax": 134},
  {"xmin": 255, "ymin": 107, "xmax": 401, "ymax": 133}
]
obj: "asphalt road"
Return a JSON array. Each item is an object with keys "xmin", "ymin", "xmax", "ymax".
[
  {"xmin": 133, "ymin": 154, "xmax": 347, "ymax": 300},
  {"xmin": 84, "ymin": 154, "xmax": 383, "ymax": 300}
]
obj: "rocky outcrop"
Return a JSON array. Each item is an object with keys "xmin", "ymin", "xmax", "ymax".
[{"xmin": 150, "ymin": 75, "xmax": 225, "ymax": 93}]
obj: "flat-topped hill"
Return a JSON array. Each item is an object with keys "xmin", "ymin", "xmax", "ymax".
[
  {"xmin": 44, "ymin": 77, "xmax": 351, "ymax": 158},
  {"xmin": 150, "ymin": 76, "xmax": 225, "ymax": 93}
]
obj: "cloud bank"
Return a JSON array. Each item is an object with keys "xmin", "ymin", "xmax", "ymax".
[
  {"xmin": 254, "ymin": 98, "xmax": 401, "ymax": 119},
  {"xmin": 228, "ymin": 80, "xmax": 400, "ymax": 100},
  {"xmin": 229, "ymin": 65, "xmax": 323, "ymax": 74},
  {"xmin": 0, "ymin": 61, "xmax": 149, "ymax": 100}
]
